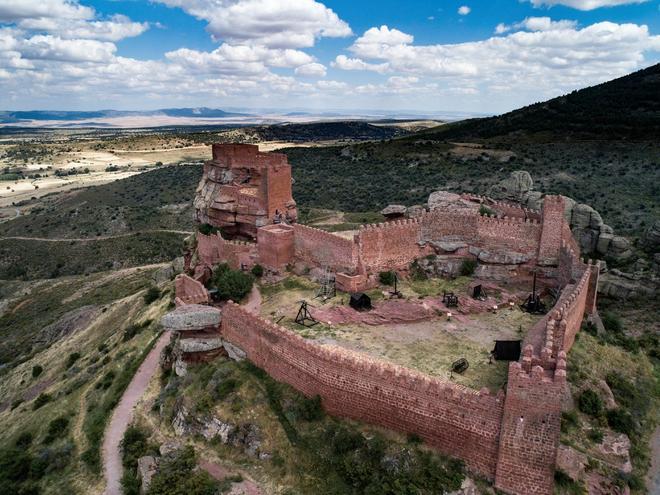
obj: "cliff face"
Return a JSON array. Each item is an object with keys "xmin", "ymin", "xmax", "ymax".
[{"xmin": 193, "ymin": 144, "xmax": 297, "ymax": 239}]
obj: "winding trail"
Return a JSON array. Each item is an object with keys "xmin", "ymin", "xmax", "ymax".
[
  {"xmin": 1, "ymin": 229, "xmax": 192, "ymax": 242},
  {"xmin": 102, "ymin": 330, "xmax": 172, "ymax": 495}
]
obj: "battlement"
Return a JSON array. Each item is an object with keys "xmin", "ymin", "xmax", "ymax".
[
  {"xmin": 210, "ymin": 143, "xmax": 288, "ymax": 169},
  {"xmin": 293, "ymin": 224, "xmax": 358, "ymax": 272}
]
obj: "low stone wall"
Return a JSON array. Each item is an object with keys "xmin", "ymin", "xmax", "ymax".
[{"xmin": 196, "ymin": 232, "xmax": 258, "ymax": 270}]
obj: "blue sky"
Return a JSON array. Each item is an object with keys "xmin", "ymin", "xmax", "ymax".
[{"xmin": 1, "ymin": 0, "xmax": 659, "ymax": 113}]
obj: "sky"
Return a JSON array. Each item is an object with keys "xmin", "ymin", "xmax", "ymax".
[{"xmin": 0, "ymin": 0, "xmax": 659, "ymax": 114}]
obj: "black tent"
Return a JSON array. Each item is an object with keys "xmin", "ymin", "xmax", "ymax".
[
  {"xmin": 492, "ymin": 340, "xmax": 522, "ymax": 361},
  {"xmin": 349, "ymin": 292, "xmax": 372, "ymax": 311}
]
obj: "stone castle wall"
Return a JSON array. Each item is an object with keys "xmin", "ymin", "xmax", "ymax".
[
  {"xmin": 221, "ymin": 301, "xmax": 505, "ymax": 478},
  {"xmin": 357, "ymin": 218, "xmax": 426, "ymax": 272},
  {"xmin": 196, "ymin": 232, "xmax": 258, "ymax": 270},
  {"xmin": 293, "ymin": 224, "xmax": 358, "ymax": 272}
]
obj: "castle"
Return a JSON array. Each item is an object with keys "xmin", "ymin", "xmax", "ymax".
[{"xmin": 165, "ymin": 144, "xmax": 600, "ymax": 495}]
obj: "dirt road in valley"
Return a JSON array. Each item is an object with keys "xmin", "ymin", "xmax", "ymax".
[{"xmin": 102, "ymin": 330, "xmax": 172, "ymax": 495}]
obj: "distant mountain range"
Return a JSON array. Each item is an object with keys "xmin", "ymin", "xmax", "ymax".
[
  {"xmin": 0, "ymin": 107, "xmax": 247, "ymax": 123},
  {"xmin": 417, "ymin": 63, "xmax": 660, "ymax": 142}
]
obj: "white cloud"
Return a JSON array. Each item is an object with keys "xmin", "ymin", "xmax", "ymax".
[
  {"xmin": 0, "ymin": 0, "xmax": 93, "ymax": 22},
  {"xmin": 331, "ymin": 54, "xmax": 389, "ymax": 73},
  {"xmin": 17, "ymin": 14, "xmax": 148, "ymax": 42},
  {"xmin": 295, "ymin": 62, "xmax": 326, "ymax": 77},
  {"xmin": 496, "ymin": 16, "xmax": 578, "ymax": 34},
  {"xmin": 458, "ymin": 6, "xmax": 471, "ymax": 15},
  {"xmin": 527, "ymin": 0, "xmax": 649, "ymax": 10},
  {"xmin": 155, "ymin": 0, "xmax": 352, "ymax": 48},
  {"xmin": 19, "ymin": 35, "xmax": 116, "ymax": 62}
]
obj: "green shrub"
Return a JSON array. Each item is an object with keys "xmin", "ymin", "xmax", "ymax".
[
  {"xmin": 606, "ymin": 409, "xmax": 635, "ymax": 435},
  {"xmin": 459, "ymin": 258, "xmax": 477, "ymax": 276},
  {"xmin": 197, "ymin": 223, "xmax": 219, "ymax": 236},
  {"xmin": 561, "ymin": 410, "xmax": 579, "ymax": 433},
  {"xmin": 210, "ymin": 263, "xmax": 254, "ymax": 302},
  {"xmin": 378, "ymin": 271, "xmax": 396, "ymax": 286},
  {"xmin": 120, "ymin": 425, "xmax": 150, "ymax": 470},
  {"xmin": 143, "ymin": 286, "xmax": 161, "ymax": 305},
  {"xmin": 14, "ymin": 432, "xmax": 33, "ymax": 448},
  {"xmin": 479, "ymin": 205, "xmax": 495, "ymax": 216},
  {"xmin": 554, "ymin": 470, "xmax": 586, "ymax": 494},
  {"xmin": 409, "ymin": 260, "xmax": 427, "ymax": 281},
  {"xmin": 578, "ymin": 389, "xmax": 603, "ymax": 417},
  {"xmin": 31, "ymin": 365, "xmax": 43, "ymax": 378},
  {"xmin": 601, "ymin": 311, "xmax": 623, "ymax": 333},
  {"xmin": 250, "ymin": 264, "xmax": 264, "ymax": 277},
  {"xmin": 588, "ymin": 428, "xmax": 604, "ymax": 443},
  {"xmin": 44, "ymin": 416, "xmax": 69, "ymax": 444},
  {"xmin": 146, "ymin": 446, "xmax": 218, "ymax": 495},
  {"xmin": 291, "ymin": 395, "xmax": 324, "ymax": 421},
  {"xmin": 32, "ymin": 393, "xmax": 51, "ymax": 410},
  {"xmin": 215, "ymin": 378, "xmax": 239, "ymax": 401},
  {"xmin": 65, "ymin": 352, "xmax": 81, "ymax": 369}
]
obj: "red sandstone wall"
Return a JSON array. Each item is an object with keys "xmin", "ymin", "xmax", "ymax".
[
  {"xmin": 265, "ymin": 164, "xmax": 295, "ymax": 219},
  {"xmin": 174, "ymin": 274, "xmax": 209, "ymax": 306},
  {"xmin": 538, "ymin": 196, "xmax": 565, "ymax": 265},
  {"xmin": 420, "ymin": 211, "xmax": 478, "ymax": 242},
  {"xmin": 475, "ymin": 216, "xmax": 542, "ymax": 255},
  {"xmin": 221, "ymin": 302, "xmax": 504, "ymax": 478},
  {"xmin": 495, "ymin": 363, "xmax": 565, "ymax": 495},
  {"xmin": 293, "ymin": 224, "xmax": 358, "ymax": 272},
  {"xmin": 357, "ymin": 218, "xmax": 426, "ymax": 273},
  {"xmin": 196, "ymin": 233, "xmax": 258, "ymax": 270}
]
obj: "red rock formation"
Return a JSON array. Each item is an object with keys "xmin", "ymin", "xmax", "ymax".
[{"xmin": 194, "ymin": 144, "xmax": 297, "ymax": 239}]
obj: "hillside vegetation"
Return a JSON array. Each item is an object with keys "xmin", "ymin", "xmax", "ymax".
[{"xmin": 416, "ymin": 63, "xmax": 660, "ymax": 142}]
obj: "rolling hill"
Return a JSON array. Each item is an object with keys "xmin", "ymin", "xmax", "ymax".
[{"xmin": 416, "ymin": 63, "xmax": 660, "ymax": 142}]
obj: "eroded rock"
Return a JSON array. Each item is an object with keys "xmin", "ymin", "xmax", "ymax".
[{"xmin": 161, "ymin": 304, "xmax": 222, "ymax": 331}]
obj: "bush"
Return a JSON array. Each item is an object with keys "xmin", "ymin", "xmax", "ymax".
[
  {"xmin": 32, "ymin": 393, "xmax": 51, "ymax": 410},
  {"xmin": 378, "ymin": 271, "xmax": 396, "ymax": 286},
  {"xmin": 479, "ymin": 205, "xmax": 495, "ymax": 216},
  {"xmin": 214, "ymin": 378, "xmax": 239, "ymax": 401},
  {"xmin": 146, "ymin": 446, "xmax": 218, "ymax": 495},
  {"xmin": 120, "ymin": 425, "xmax": 150, "ymax": 470},
  {"xmin": 14, "ymin": 432, "xmax": 33, "ymax": 448},
  {"xmin": 143, "ymin": 286, "xmax": 161, "ymax": 305},
  {"xmin": 250, "ymin": 264, "xmax": 264, "ymax": 277},
  {"xmin": 588, "ymin": 428, "xmax": 603, "ymax": 443},
  {"xmin": 578, "ymin": 389, "xmax": 603, "ymax": 417},
  {"xmin": 607, "ymin": 409, "xmax": 635, "ymax": 435},
  {"xmin": 197, "ymin": 223, "xmax": 218, "ymax": 236},
  {"xmin": 44, "ymin": 417, "xmax": 69, "ymax": 444},
  {"xmin": 65, "ymin": 352, "xmax": 81, "ymax": 369},
  {"xmin": 459, "ymin": 258, "xmax": 477, "ymax": 276},
  {"xmin": 601, "ymin": 311, "xmax": 623, "ymax": 333},
  {"xmin": 31, "ymin": 365, "xmax": 43, "ymax": 378},
  {"xmin": 291, "ymin": 395, "xmax": 324, "ymax": 421},
  {"xmin": 210, "ymin": 263, "xmax": 254, "ymax": 302}
]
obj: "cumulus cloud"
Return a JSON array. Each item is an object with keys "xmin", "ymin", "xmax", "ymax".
[
  {"xmin": 458, "ymin": 6, "xmax": 471, "ymax": 15},
  {"xmin": 0, "ymin": 0, "xmax": 93, "ymax": 22},
  {"xmin": 295, "ymin": 62, "xmax": 326, "ymax": 77},
  {"xmin": 155, "ymin": 0, "xmax": 352, "ymax": 48},
  {"xmin": 337, "ymin": 20, "xmax": 660, "ymax": 105},
  {"xmin": 17, "ymin": 15, "xmax": 148, "ymax": 41},
  {"xmin": 527, "ymin": 0, "xmax": 649, "ymax": 10},
  {"xmin": 331, "ymin": 54, "xmax": 389, "ymax": 73}
]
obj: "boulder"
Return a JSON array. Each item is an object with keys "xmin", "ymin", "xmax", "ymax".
[
  {"xmin": 137, "ymin": 456, "xmax": 159, "ymax": 494},
  {"xmin": 643, "ymin": 220, "xmax": 660, "ymax": 252},
  {"xmin": 380, "ymin": 204, "xmax": 407, "ymax": 217},
  {"xmin": 406, "ymin": 205, "xmax": 426, "ymax": 217},
  {"xmin": 607, "ymin": 236, "xmax": 633, "ymax": 259},
  {"xmin": 475, "ymin": 249, "xmax": 531, "ymax": 265},
  {"xmin": 598, "ymin": 271, "xmax": 657, "ymax": 299},
  {"xmin": 429, "ymin": 239, "xmax": 468, "ymax": 253},
  {"xmin": 223, "ymin": 341, "xmax": 247, "ymax": 361},
  {"xmin": 556, "ymin": 445, "xmax": 587, "ymax": 481},
  {"xmin": 523, "ymin": 190, "xmax": 544, "ymax": 210},
  {"xmin": 427, "ymin": 191, "xmax": 479, "ymax": 212},
  {"xmin": 178, "ymin": 337, "xmax": 224, "ymax": 354},
  {"xmin": 161, "ymin": 304, "xmax": 221, "ymax": 331},
  {"xmin": 414, "ymin": 255, "xmax": 464, "ymax": 278},
  {"xmin": 152, "ymin": 265, "xmax": 174, "ymax": 284},
  {"xmin": 159, "ymin": 441, "xmax": 183, "ymax": 457},
  {"xmin": 488, "ymin": 170, "xmax": 533, "ymax": 203},
  {"xmin": 598, "ymin": 432, "xmax": 632, "ymax": 474},
  {"xmin": 594, "ymin": 379, "xmax": 618, "ymax": 410}
]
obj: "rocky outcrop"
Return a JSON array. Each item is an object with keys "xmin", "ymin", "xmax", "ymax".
[
  {"xmin": 556, "ymin": 445, "xmax": 587, "ymax": 482},
  {"xmin": 469, "ymin": 246, "xmax": 531, "ymax": 265},
  {"xmin": 643, "ymin": 220, "xmax": 660, "ymax": 253},
  {"xmin": 488, "ymin": 170, "xmax": 633, "ymax": 260},
  {"xmin": 380, "ymin": 204, "xmax": 407, "ymax": 217},
  {"xmin": 137, "ymin": 456, "xmax": 159, "ymax": 494},
  {"xmin": 414, "ymin": 255, "xmax": 464, "ymax": 278},
  {"xmin": 427, "ymin": 191, "xmax": 479, "ymax": 213},
  {"xmin": 172, "ymin": 402, "xmax": 263, "ymax": 458},
  {"xmin": 161, "ymin": 304, "xmax": 221, "ymax": 331},
  {"xmin": 487, "ymin": 170, "xmax": 534, "ymax": 204},
  {"xmin": 598, "ymin": 269, "xmax": 658, "ymax": 299}
]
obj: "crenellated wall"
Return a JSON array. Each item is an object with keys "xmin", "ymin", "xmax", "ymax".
[
  {"xmin": 196, "ymin": 232, "xmax": 259, "ymax": 270},
  {"xmin": 475, "ymin": 215, "xmax": 542, "ymax": 255},
  {"xmin": 357, "ymin": 218, "xmax": 426, "ymax": 272},
  {"xmin": 293, "ymin": 224, "xmax": 358, "ymax": 272},
  {"xmin": 221, "ymin": 301, "xmax": 505, "ymax": 478}
]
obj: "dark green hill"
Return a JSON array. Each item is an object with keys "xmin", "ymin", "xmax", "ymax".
[
  {"xmin": 417, "ymin": 63, "xmax": 660, "ymax": 142},
  {"xmin": 226, "ymin": 121, "xmax": 408, "ymax": 143}
]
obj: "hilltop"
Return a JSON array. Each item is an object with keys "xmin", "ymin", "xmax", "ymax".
[{"xmin": 416, "ymin": 63, "xmax": 660, "ymax": 142}]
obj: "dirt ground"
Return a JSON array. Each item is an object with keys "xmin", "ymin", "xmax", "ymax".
[{"xmin": 258, "ymin": 276, "xmax": 540, "ymax": 392}]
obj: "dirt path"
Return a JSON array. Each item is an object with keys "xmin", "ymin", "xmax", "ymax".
[
  {"xmin": 102, "ymin": 331, "xmax": 172, "ymax": 495},
  {"xmin": 1, "ymin": 229, "xmax": 192, "ymax": 242}
]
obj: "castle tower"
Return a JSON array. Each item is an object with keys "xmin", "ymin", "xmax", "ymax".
[{"xmin": 193, "ymin": 144, "xmax": 297, "ymax": 239}]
